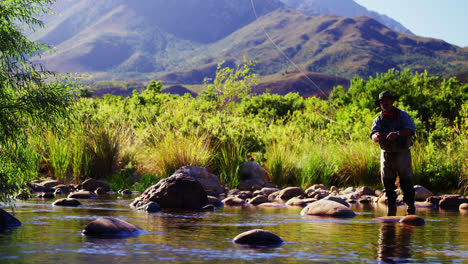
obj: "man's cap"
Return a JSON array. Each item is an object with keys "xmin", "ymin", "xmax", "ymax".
[{"xmin": 375, "ymin": 91, "xmax": 397, "ymax": 106}]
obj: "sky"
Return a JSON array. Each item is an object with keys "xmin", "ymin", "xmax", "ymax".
[{"xmin": 354, "ymin": 0, "xmax": 468, "ymax": 47}]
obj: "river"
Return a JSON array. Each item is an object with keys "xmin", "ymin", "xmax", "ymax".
[{"xmin": 1, "ymin": 195, "xmax": 467, "ymax": 263}]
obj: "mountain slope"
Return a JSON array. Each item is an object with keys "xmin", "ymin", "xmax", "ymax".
[
  {"xmin": 280, "ymin": 0, "xmax": 412, "ymax": 34},
  {"xmin": 35, "ymin": 1, "xmax": 468, "ymax": 84},
  {"xmin": 191, "ymin": 7, "xmax": 466, "ymax": 79}
]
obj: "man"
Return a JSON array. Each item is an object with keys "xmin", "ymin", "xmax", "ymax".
[{"xmin": 370, "ymin": 91, "xmax": 416, "ymax": 216}]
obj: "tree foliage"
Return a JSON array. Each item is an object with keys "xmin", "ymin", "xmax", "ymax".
[{"xmin": 0, "ymin": 0, "xmax": 74, "ymax": 203}]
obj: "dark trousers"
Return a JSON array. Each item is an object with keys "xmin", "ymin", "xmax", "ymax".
[{"xmin": 381, "ymin": 149, "xmax": 415, "ymax": 207}]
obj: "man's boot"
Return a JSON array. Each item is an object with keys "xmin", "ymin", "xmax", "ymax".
[
  {"xmin": 406, "ymin": 204, "xmax": 416, "ymax": 215},
  {"xmin": 387, "ymin": 203, "xmax": 397, "ymax": 216}
]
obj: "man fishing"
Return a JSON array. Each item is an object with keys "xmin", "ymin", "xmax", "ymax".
[{"xmin": 370, "ymin": 91, "xmax": 416, "ymax": 216}]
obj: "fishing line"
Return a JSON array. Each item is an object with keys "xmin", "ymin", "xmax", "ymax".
[
  {"xmin": 249, "ymin": 0, "xmax": 328, "ymax": 97},
  {"xmin": 249, "ymin": 0, "xmax": 375, "ymax": 131}
]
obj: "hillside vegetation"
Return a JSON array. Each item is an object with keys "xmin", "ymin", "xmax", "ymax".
[{"xmin": 31, "ymin": 64, "xmax": 468, "ymax": 195}]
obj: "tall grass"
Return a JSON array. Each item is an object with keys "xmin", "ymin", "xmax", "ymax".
[
  {"xmin": 333, "ymin": 141, "xmax": 381, "ymax": 187},
  {"xmin": 296, "ymin": 140, "xmax": 336, "ymax": 188},
  {"xmin": 46, "ymin": 132, "xmax": 70, "ymax": 182},
  {"xmin": 214, "ymin": 139, "xmax": 248, "ymax": 188},
  {"xmin": 70, "ymin": 131, "xmax": 91, "ymax": 183},
  {"xmin": 138, "ymin": 131, "xmax": 214, "ymax": 178},
  {"xmin": 89, "ymin": 126, "xmax": 120, "ymax": 179}
]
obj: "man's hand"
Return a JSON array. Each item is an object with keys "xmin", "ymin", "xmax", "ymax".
[
  {"xmin": 372, "ymin": 132, "xmax": 381, "ymax": 142},
  {"xmin": 386, "ymin": 132, "xmax": 399, "ymax": 141}
]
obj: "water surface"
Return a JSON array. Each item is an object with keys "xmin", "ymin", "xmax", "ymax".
[{"xmin": 1, "ymin": 196, "xmax": 467, "ymax": 263}]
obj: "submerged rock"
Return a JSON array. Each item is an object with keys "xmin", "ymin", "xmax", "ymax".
[
  {"xmin": 233, "ymin": 229, "xmax": 283, "ymax": 247},
  {"xmin": 301, "ymin": 199, "xmax": 356, "ymax": 218},
  {"xmin": 68, "ymin": 191, "xmax": 97, "ymax": 199},
  {"xmin": 0, "ymin": 209, "xmax": 22, "ymax": 233},
  {"xmin": 400, "ymin": 215, "xmax": 425, "ymax": 226},
  {"xmin": 52, "ymin": 198, "xmax": 82, "ymax": 207},
  {"xmin": 82, "ymin": 217, "xmax": 145, "ymax": 238},
  {"xmin": 136, "ymin": 202, "xmax": 161, "ymax": 213}
]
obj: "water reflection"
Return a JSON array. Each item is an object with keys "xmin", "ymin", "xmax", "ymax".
[{"xmin": 377, "ymin": 223, "xmax": 414, "ymax": 263}]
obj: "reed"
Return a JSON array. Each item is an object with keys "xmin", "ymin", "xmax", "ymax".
[
  {"xmin": 138, "ymin": 131, "xmax": 214, "ymax": 178},
  {"xmin": 46, "ymin": 132, "xmax": 70, "ymax": 182}
]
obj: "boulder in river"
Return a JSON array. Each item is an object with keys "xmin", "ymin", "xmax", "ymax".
[
  {"xmin": 0, "ymin": 209, "xmax": 22, "ymax": 233},
  {"xmin": 52, "ymin": 198, "xmax": 82, "ymax": 207},
  {"xmin": 131, "ymin": 172, "xmax": 209, "ymax": 210},
  {"xmin": 174, "ymin": 166, "xmax": 224, "ymax": 196},
  {"xmin": 301, "ymin": 199, "xmax": 356, "ymax": 218},
  {"xmin": 233, "ymin": 229, "xmax": 283, "ymax": 247},
  {"xmin": 238, "ymin": 161, "xmax": 269, "ymax": 191},
  {"xmin": 68, "ymin": 191, "xmax": 97, "ymax": 199},
  {"xmin": 82, "ymin": 217, "xmax": 146, "ymax": 238},
  {"xmin": 81, "ymin": 179, "xmax": 110, "ymax": 192}
]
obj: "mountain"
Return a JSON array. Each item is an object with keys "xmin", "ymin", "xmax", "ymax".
[
  {"xmin": 280, "ymin": 0, "xmax": 412, "ymax": 34},
  {"xmin": 189, "ymin": 8, "xmax": 467, "ymax": 79},
  {"xmin": 35, "ymin": 0, "xmax": 283, "ymax": 77},
  {"xmin": 34, "ymin": 0, "xmax": 468, "ymax": 94}
]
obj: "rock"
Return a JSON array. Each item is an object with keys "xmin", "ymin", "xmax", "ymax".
[
  {"xmin": 228, "ymin": 189, "xmax": 240, "ymax": 196},
  {"xmin": 268, "ymin": 191, "xmax": 280, "ymax": 201},
  {"xmin": 439, "ymin": 195, "xmax": 468, "ymax": 210},
  {"xmin": 53, "ymin": 184, "xmax": 75, "ymax": 194},
  {"xmin": 40, "ymin": 180, "xmax": 63, "ymax": 188},
  {"xmin": 52, "ymin": 198, "xmax": 82, "ymax": 207},
  {"xmin": 301, "ymin": 199, "xmax": 356, "ymax": 218},
  {"xmin": 358, "ymin": 195, "xmax": 374, "ymax": 204},
  {"xmin": 233, "ymin": 229, "xmax": 283, "ymax": 247},
  {"xmin": 400, "ymin": 215, "xmax": 425, "ymax": 226},
  {"xmin": 95, "ymin": 187, "xmax": 106, "ymax": 195},
  {"xmin": 0, "ymin": 209, "xmax": 22, "ymax": 232},
  {"xmin": 173, "ymin": 165, "xmax": 224, "ymax": 196},
  {"xmin": 341, "ymin": 187, "xmax": 356, "ymax": 194},
  {"xmin": 329, "ymin": 186, "xmax": 340, "ymax": 194},
  {"xmin": 257, "ymin": 202, "xmax": 286, "ymax": 208},
  {"xmin": 305, "ymin": 188, "xmax": 330, "ymax": 199},
  {"xmin": 248, "ymin": 195, "xmax": 269, "ymax": 205},
  {"xmin": 415, "ymin": 201, "xmax": 437, "ymax": 208},
  {"xmin": 235, "ymin": 191, "xmax": 252, "ymax": 200},
  {"xmin": 137, "ymin": 202, "xmax": 161, "ymax": 213},
  {"xmin": 202, "ymin": 204, "xmax": 216, "ymax": 211},
  {"xmin": 222, "ymin": 197, "xmax": 246, "ymax": 207},
  {"xmin": 82, "ymin": 217, "xmax": 145, "ymax": 238},
  {"xmin": 15, "ymin": 191, "xmax": 32, "ymax": 200},
  {"xmin": 68, "ymin": 191, "xmax": 97, "ymax": 199},
  {"xmin": 208, "ymin": 196, "xmax": 224, "ymax": 207},
  {"xmin": 322, "ymin": 196, "xmax": 350, "ymax": 207},
  {"xmin": 414, "ymin": 185, "xmax": 433, "ymax": 201},
  {"xmin": 374, "ymin": 216, "xmax": 402, "ymax": 223},
  {"xmin": 119, "ymin": 189, "xmax": 132, "ymax": 196},
  {"xmin": 81, "ymin": 179, "xmax": 110, "ymax": 192},
  {"xmin": 285, "ymin": 197, "xmax": 310, "ymax": 207},
  {"xmin": 130, "ymin": 173, "xmax": 209, "ymax": 210},
  {"xmin": 278, "ymin": 187, "xmax": 304, "ymax": 201},
  {"xmin": 356, "ymin": 186, "xmax": 376, "ymax": 196},
  {"xmin": 254, "ymin": 187, "xmax": 280, "ymax": 197},
  {"xmin": 238, "ymin": 161, "xmax": 269, "ymax": 191},
  {"xmin": 37, "ymin": 192, "xmax": 55, "ymax": 199}
]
